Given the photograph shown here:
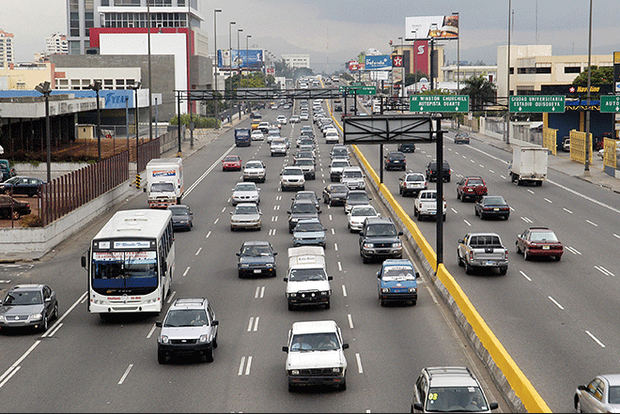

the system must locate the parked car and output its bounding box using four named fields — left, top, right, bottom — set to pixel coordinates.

left=222, top=155, right=242, bottom=171
left=0, top=176, right=45, bottom=197
left=230, top=203, right=262, bottom=231
left=574, top=374, right=620, bottom=414
left=474, top=196, right=510, bottom=220
left=456, top=176, right=488, bottom=201
left=0, top=284, right=58, bottom=332
left=457, top=233, right=508, bottom=275
left=156, top=297, right=218, bottom=364
left=359, top=217, right=403, bottom=263
left=516, top=226, right=563, bottom=261
left=384, top=152, right=407, bottom=171
left=0, top=194, right=31, bottom=219
left=426, top=161, right=451, bottom=182
left=562, top=137, right=570, bottom=152
left=397, top=143, right=416, bottom=153
left=377, top=259, right=418, bottom=306
left=322, top=183, right=349, bottom=206
left=236, top=240, right=277, bottom=278
left=398, top=172, right=427, bottom=197
left=167, top=204, right=193, bottom=231
left=454, top=132, right=471, bottom=144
